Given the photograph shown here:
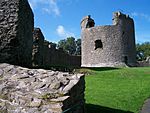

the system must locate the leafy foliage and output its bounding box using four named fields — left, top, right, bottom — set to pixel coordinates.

left=136, top=42, right=150, bottom=60
left=57, top=37, right=81, bottom=55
